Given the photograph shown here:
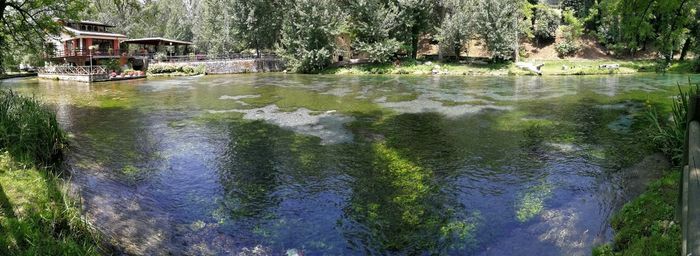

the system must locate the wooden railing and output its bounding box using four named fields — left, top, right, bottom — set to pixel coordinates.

left=683, top=94, right=700, bottom=256
left=52, top=49, right=129, bottom=58
left=37, top=66, right=107, bottom=75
